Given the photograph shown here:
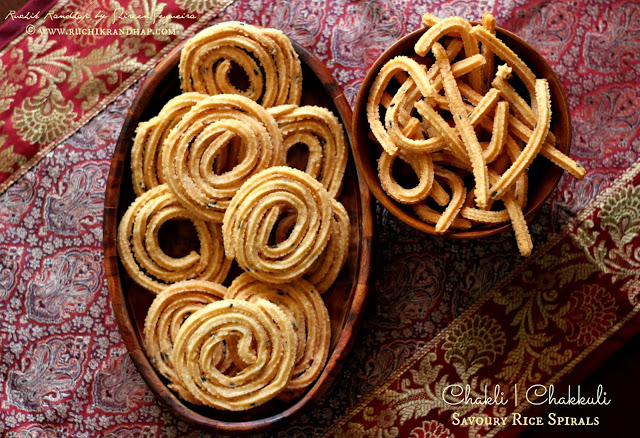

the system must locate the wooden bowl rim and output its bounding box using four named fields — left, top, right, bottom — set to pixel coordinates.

left=103, top=40, right=373, bottom=433
left=351, top=23, right=571, bottom=239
